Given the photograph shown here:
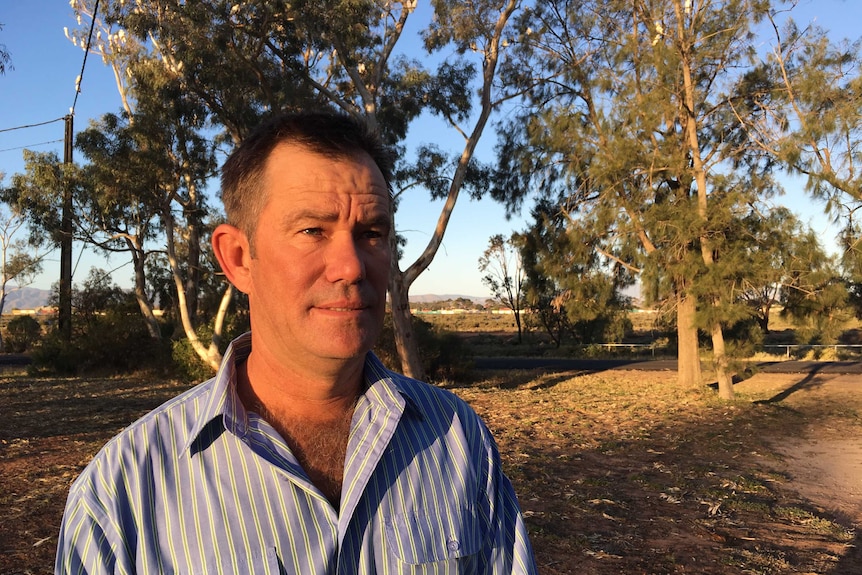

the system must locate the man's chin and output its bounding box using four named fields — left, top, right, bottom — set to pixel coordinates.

left=317, top=335, right=379, bottom=361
